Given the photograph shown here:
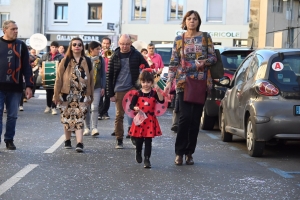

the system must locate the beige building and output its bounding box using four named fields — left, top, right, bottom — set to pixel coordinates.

left=121, top=0, right=251, bottom=47
left=250, top=0, right=300, bottom=48
left=0, top=0, right=42, bottom=40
